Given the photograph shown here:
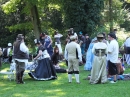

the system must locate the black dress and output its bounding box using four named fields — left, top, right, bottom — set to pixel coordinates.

left=51, top=53, right=67, bottom=73
left=28, top=45, right=57, bottom=80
